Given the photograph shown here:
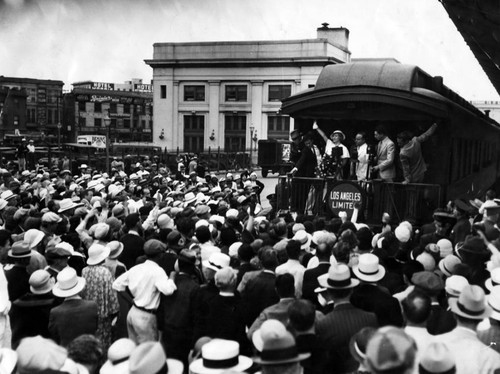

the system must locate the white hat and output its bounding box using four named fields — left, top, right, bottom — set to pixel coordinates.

left=52, top=267, right=86, bottom=298
left=445, top=275, right=469, bottom=297
left=79, top=164, right=88, bottom=169
left=24, top=228, right=45, bottom=249
left=203, top=252, right=230, bottom=272
left=184, top=192, right=197, bottom=206
left=58, top=198, right=83, bottom=213
left=352, top=253, right=386, bottom=283
left=252, top=319, right=288, bottom=352
left=486, top=267, right=500, bottom=291
left=437, top=239, right=453, bottom=258
left=189, top=339, right=252, bottom=374
left=488, top=286, right=500, bottom=321
left=395, top=225, right=411, bottom=243
left=438, top=255, right=461, bottom=277
left=87, top=243, right=110, bottom=266
left=293, top=230, right=312, bottom=250
left=419, top=342, right=455, bottom=374
left=318, top=263, right=360, bottom=289
left=0, top=190, right=16, bottom=201
left=29, top=269, right=55, bottom=295
left=100, top=338, right=136, bottom=374
left=226, top=209, right=239, bottom=219
left=0, top=199, right=8, bottom=211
